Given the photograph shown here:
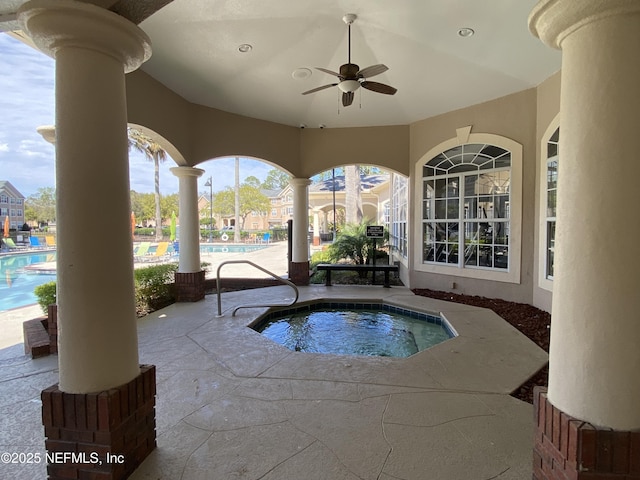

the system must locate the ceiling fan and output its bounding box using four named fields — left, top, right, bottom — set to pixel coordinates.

left=302, top=13, right=397, bottom=107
